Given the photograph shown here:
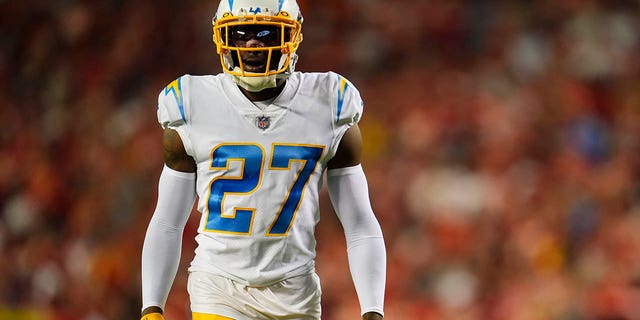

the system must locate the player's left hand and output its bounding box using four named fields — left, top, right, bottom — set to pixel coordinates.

left=362, top=312, right=383, bottom=320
